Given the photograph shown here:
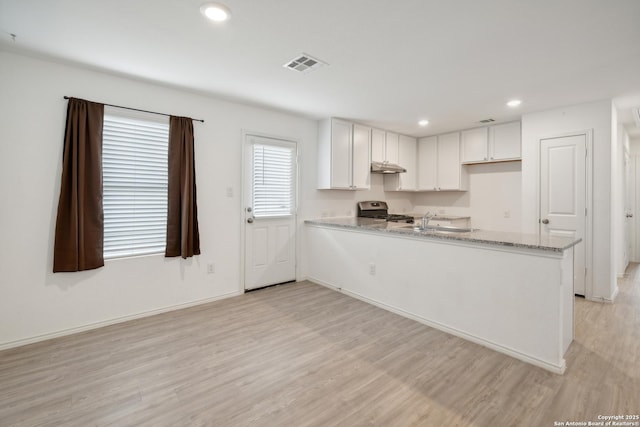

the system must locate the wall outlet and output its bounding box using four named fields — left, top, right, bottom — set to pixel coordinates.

left=503, top=209, right=511, bottom=218
left=369, top=263, right=376, bottom=275
left=226, top=187, right=233, bottom=197
left=207, top=263, right=215, bottom=274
